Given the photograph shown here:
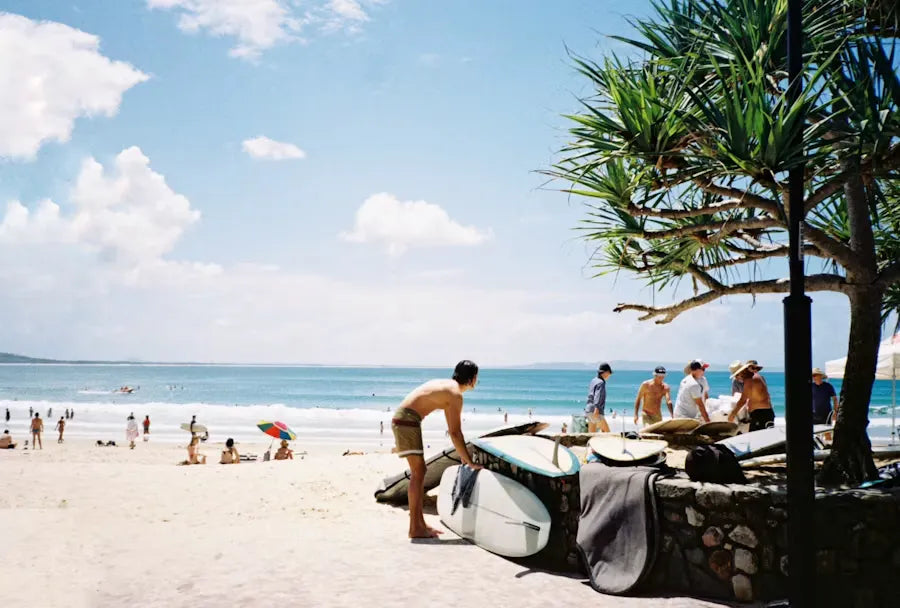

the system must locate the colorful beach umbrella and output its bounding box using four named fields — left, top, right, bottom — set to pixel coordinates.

left=257, top=420, right=296, bottom=441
